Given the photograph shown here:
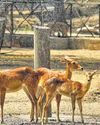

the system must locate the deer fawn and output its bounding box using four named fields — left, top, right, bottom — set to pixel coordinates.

left=41, top=70, right=97, bottom=124
left=0, top=66, right=41, bottom=123
left=35, top=56, right=83, bottom=121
